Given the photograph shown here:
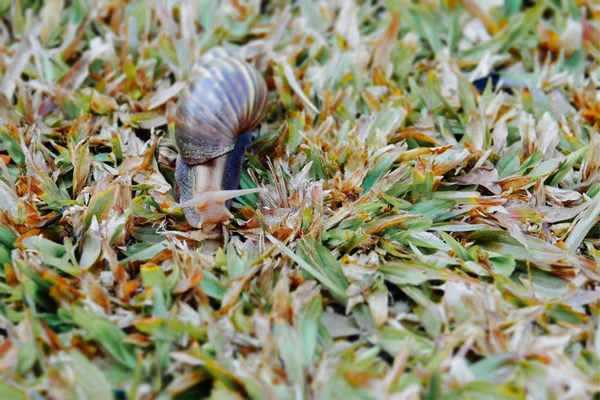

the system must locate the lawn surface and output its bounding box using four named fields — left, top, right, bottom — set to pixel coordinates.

left=0, top=1, right=599, bottom=399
